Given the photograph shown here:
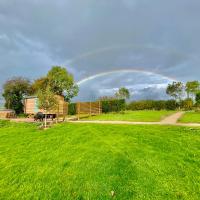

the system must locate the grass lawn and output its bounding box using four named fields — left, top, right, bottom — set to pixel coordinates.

left=0, top=120, right=200, bottom=199
left=179, top=112, right=200, bottom=124
left=85, top=110, right=176, bottom=122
